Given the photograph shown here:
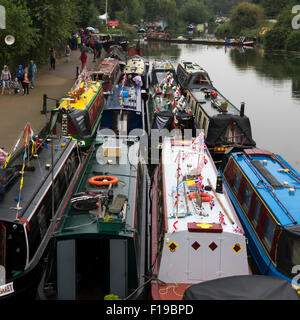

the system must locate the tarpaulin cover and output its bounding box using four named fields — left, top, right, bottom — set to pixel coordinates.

left=67, top=109, right=91, bottom=137
left=183, top=275, right=299, bottom=300
left=205, top=114, right=256, bottom=147
left=152, top=111, right=174, bottom=130
left=177, top=112, right=194, bottom=130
